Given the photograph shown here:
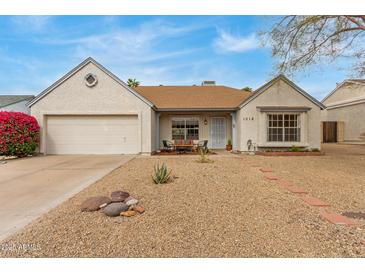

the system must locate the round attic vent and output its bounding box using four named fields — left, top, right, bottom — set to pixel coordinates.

left=85, top=73, right=98, bottom=87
